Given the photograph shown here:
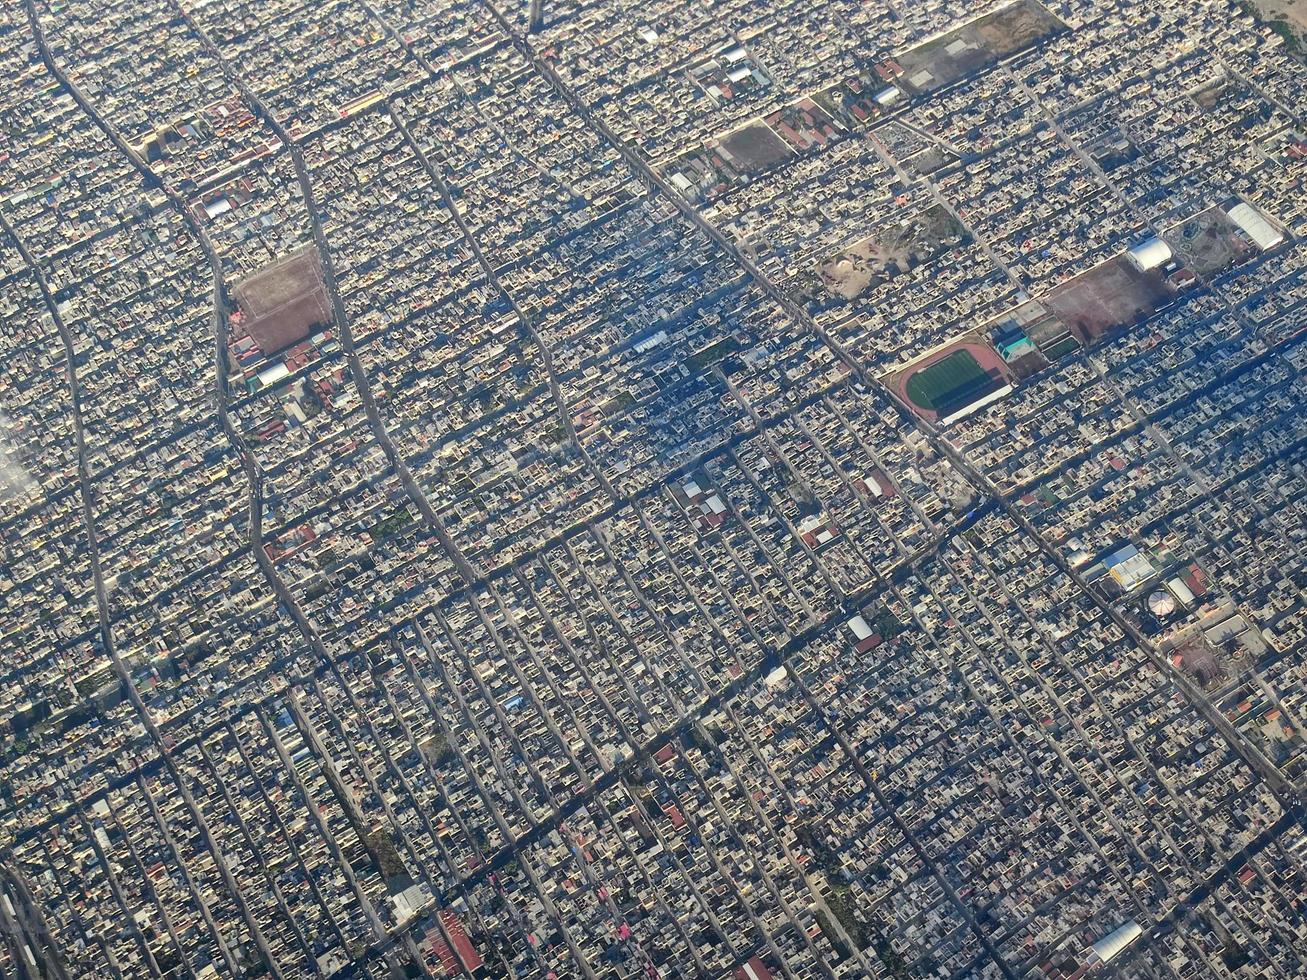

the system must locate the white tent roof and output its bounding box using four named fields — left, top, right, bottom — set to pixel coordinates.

left=1167, top=577, right=1196, bottom=605
left=1089, top=920, right=1142, bottom=964
left=1226, top=202, right=1284, bottom=250
left=257, top=362, right=290, bottom=386
left=861, top=472, right=886, bottom=496
left=848, top=615, right=873, bottom=640
left=1127, top=236, right=1172, bottom=271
